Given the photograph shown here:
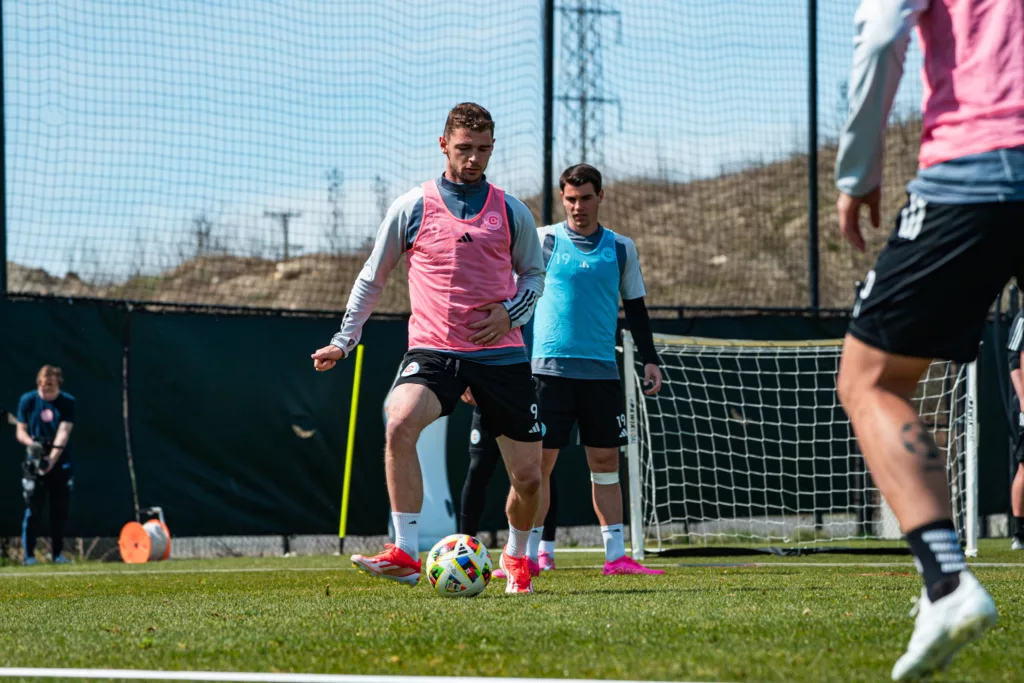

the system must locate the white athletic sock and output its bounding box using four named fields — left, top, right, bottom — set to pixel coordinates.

left=527, top=527, right=543, bottom=562
left=601, top=524, right=626, bottom=563
left=391, top=512, right=420, bottom=559
left=539, top=540, right=556, bottom=556
left=506, top=524, right=532, bottom=558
